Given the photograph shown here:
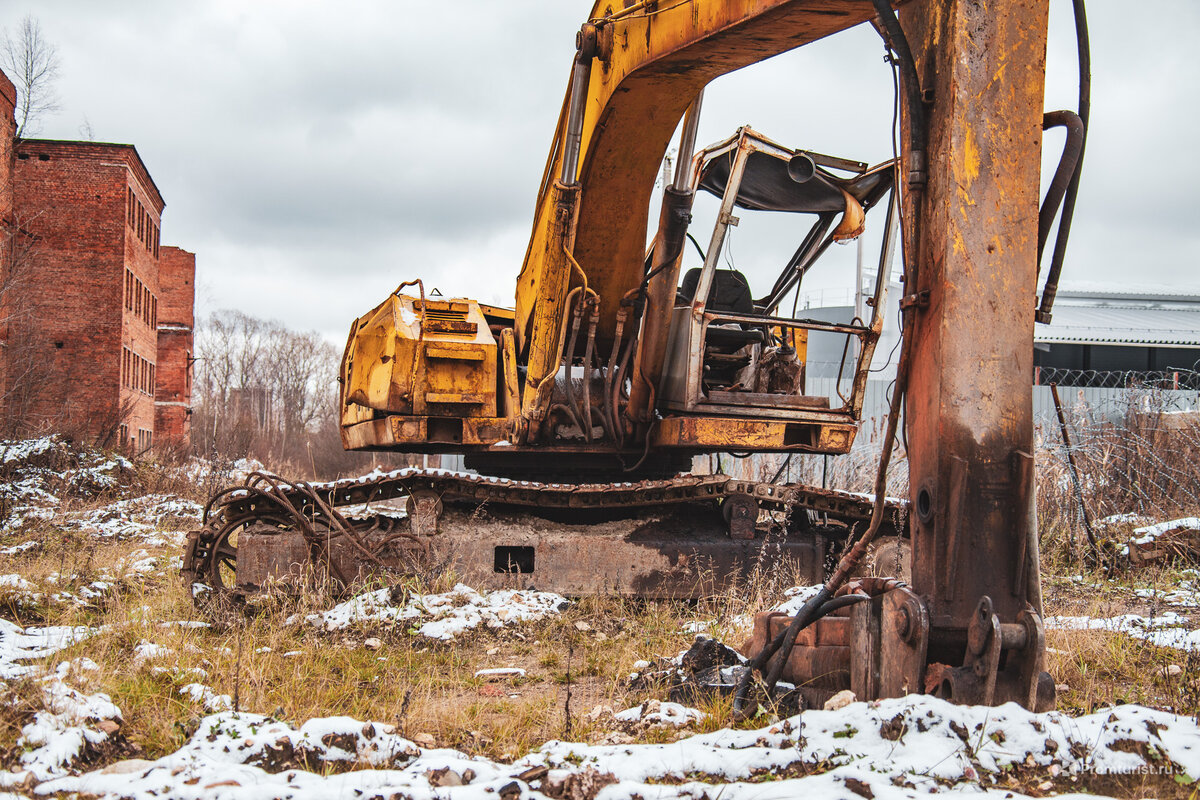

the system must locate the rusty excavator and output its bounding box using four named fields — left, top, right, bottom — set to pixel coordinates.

left=185, top=0, right=1090, bottom=712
